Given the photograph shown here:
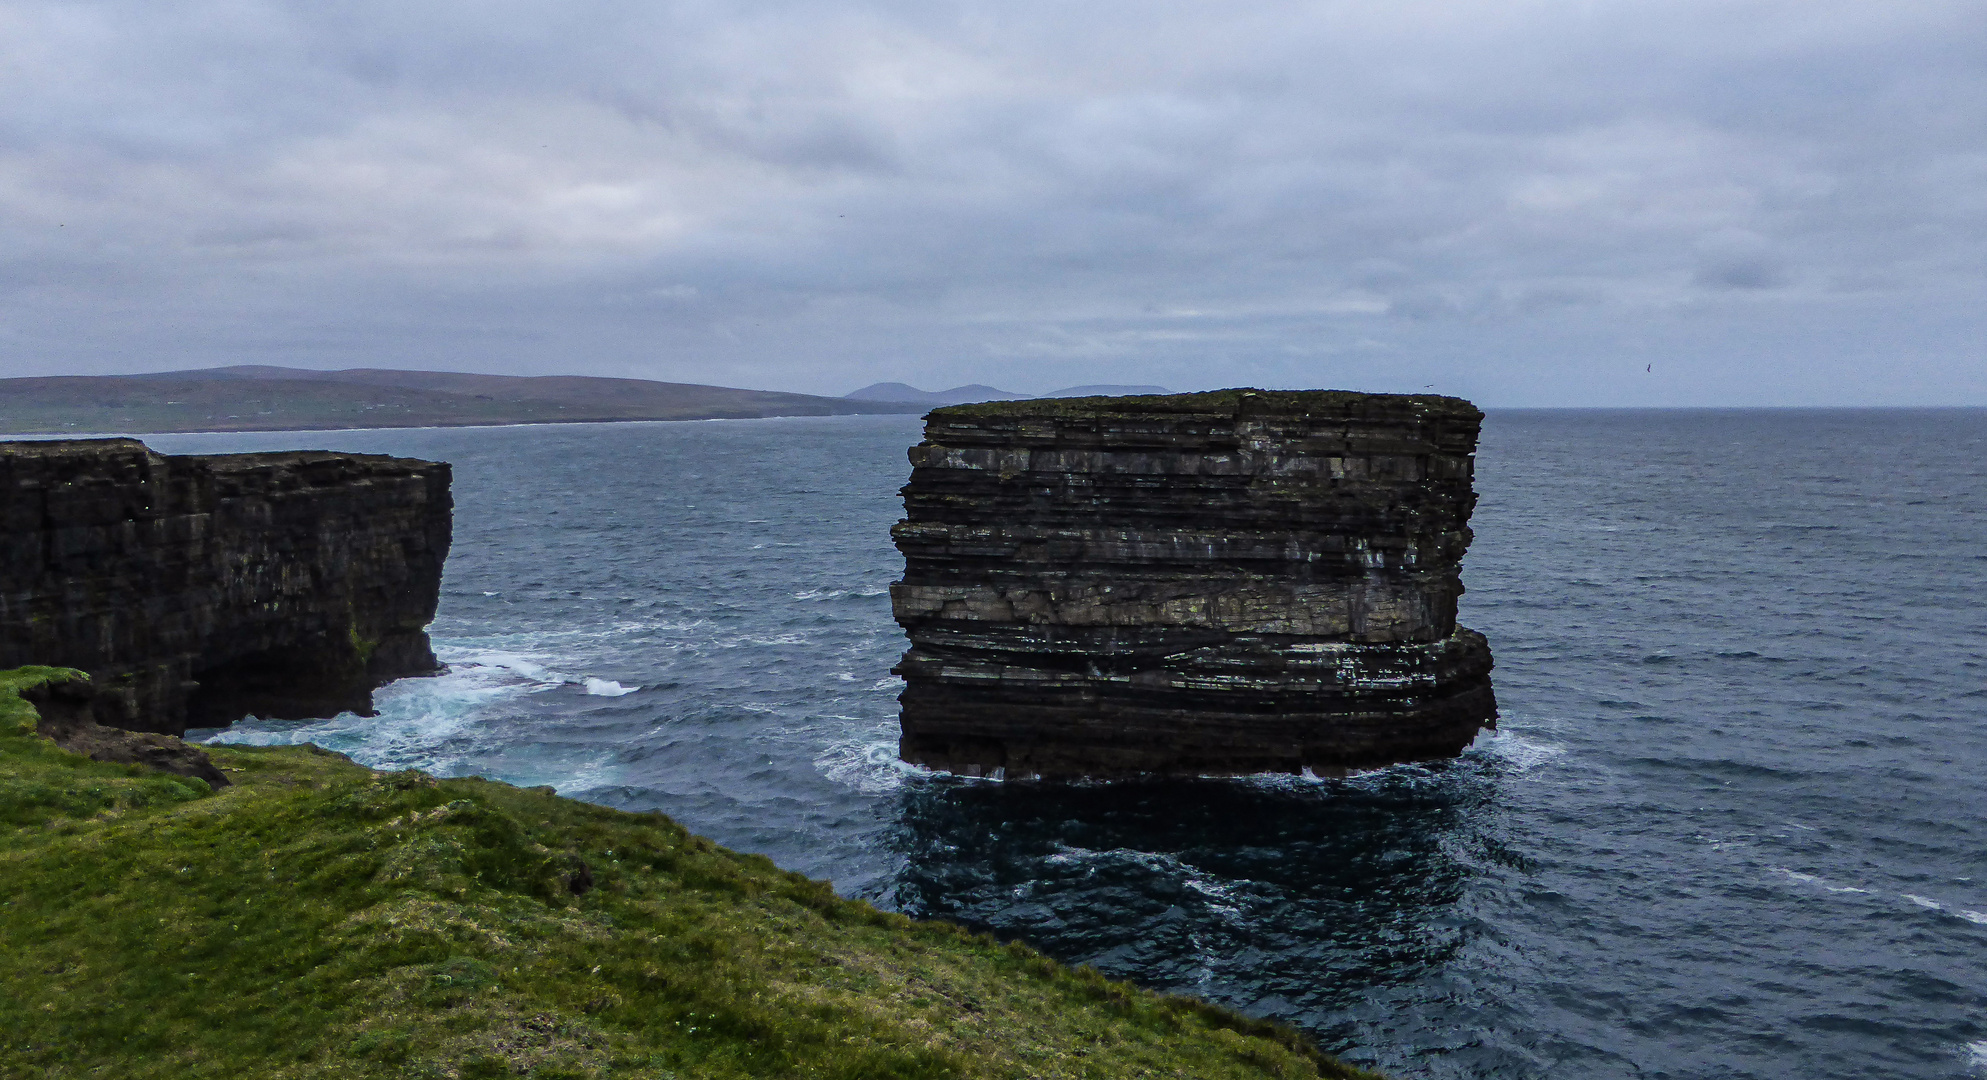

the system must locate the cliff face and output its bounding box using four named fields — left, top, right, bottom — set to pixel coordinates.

left=0, top=439, right=451, bottom=735
left=890, top=389, right=1496, bottom=778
